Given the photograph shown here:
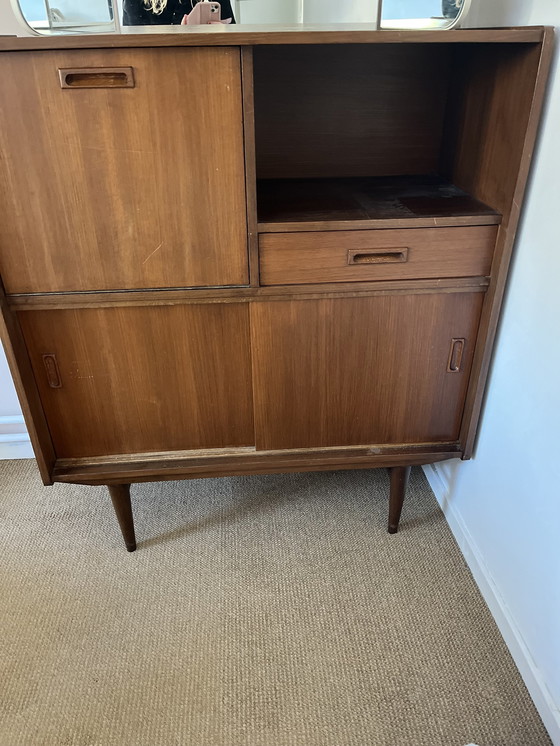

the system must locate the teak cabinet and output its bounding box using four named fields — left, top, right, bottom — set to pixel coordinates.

left=0, top=26, right=553, bottom=551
